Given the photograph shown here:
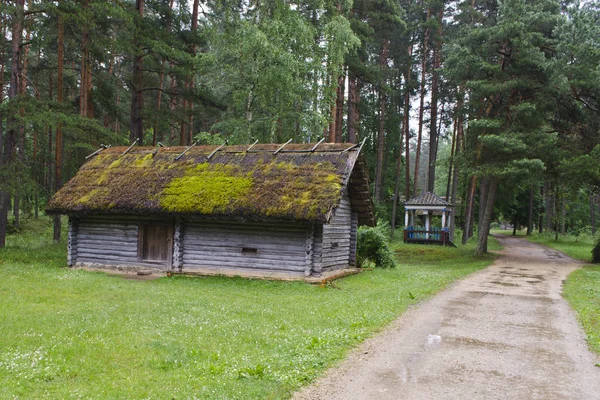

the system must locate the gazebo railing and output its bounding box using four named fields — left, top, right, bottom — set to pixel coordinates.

left=403, top=227, right=450, bottom=245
